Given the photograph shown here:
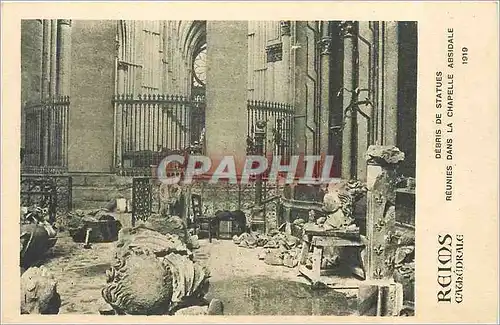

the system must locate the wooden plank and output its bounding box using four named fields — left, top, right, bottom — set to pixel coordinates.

left=280, top=198, right=324, bottom=211
left=303, top=224, right=360, bottom=237
left=312, top=237, right=365, bottom=247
